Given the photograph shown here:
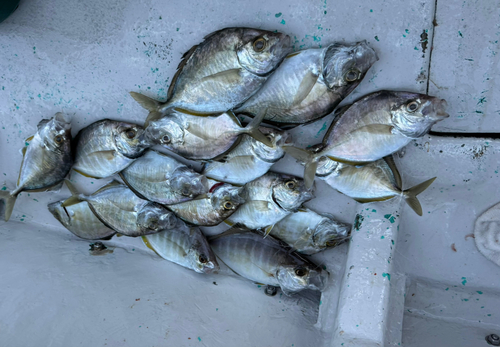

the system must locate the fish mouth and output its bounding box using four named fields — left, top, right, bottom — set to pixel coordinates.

left=426, top=98, right=449, bottom=120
